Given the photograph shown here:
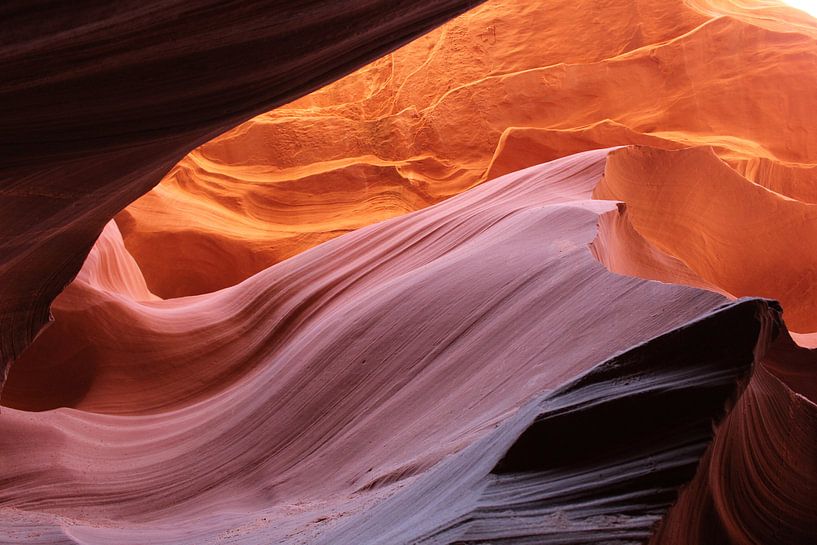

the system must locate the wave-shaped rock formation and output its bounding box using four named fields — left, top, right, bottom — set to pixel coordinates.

left=3, top=148, right=810, bottom=545
left=2, top=1, right=816, bottom=544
